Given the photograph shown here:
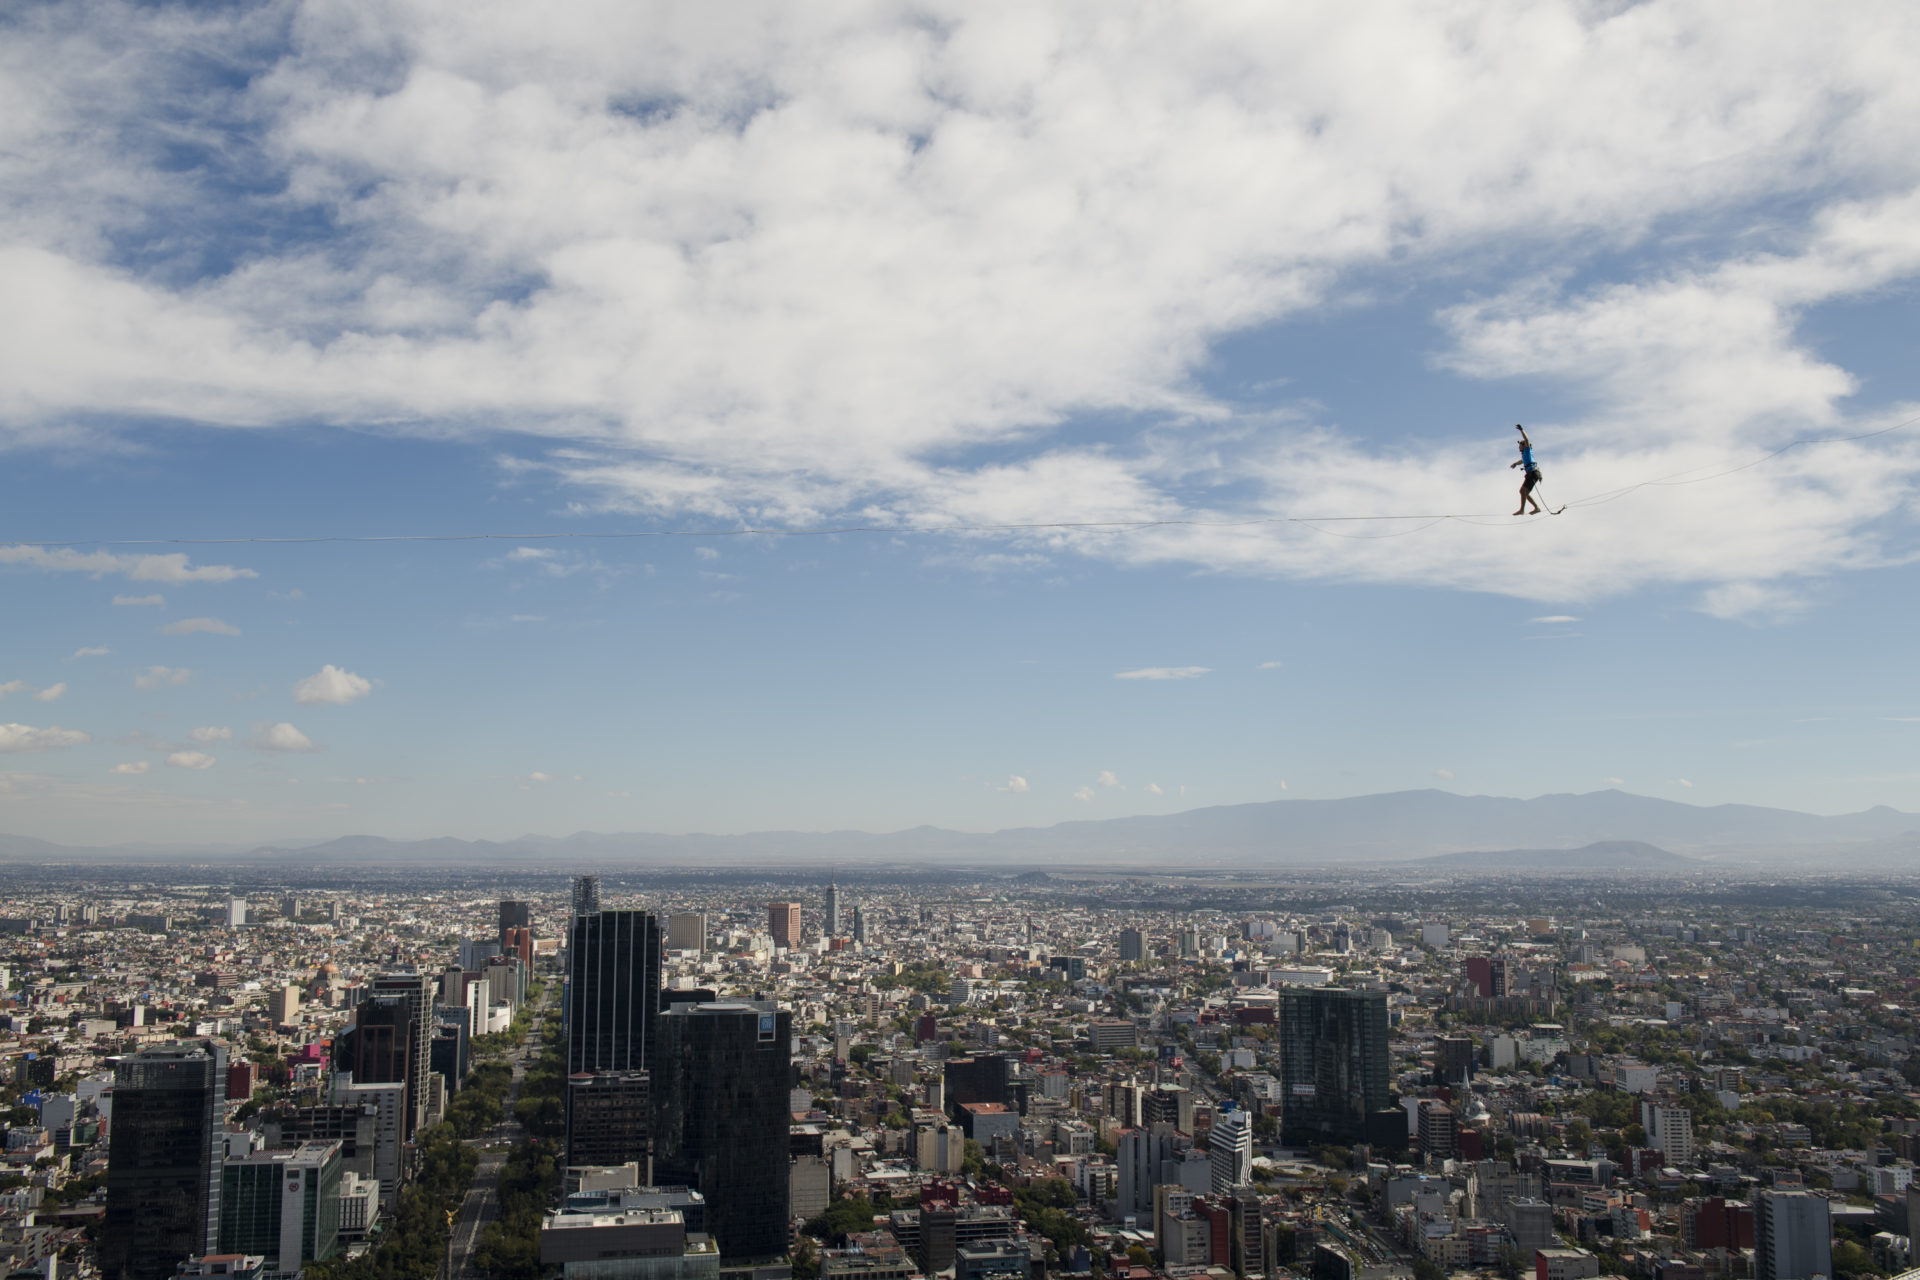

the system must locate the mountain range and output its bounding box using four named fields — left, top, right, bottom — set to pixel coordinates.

left=2, top=788, right=1917, bottom=872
